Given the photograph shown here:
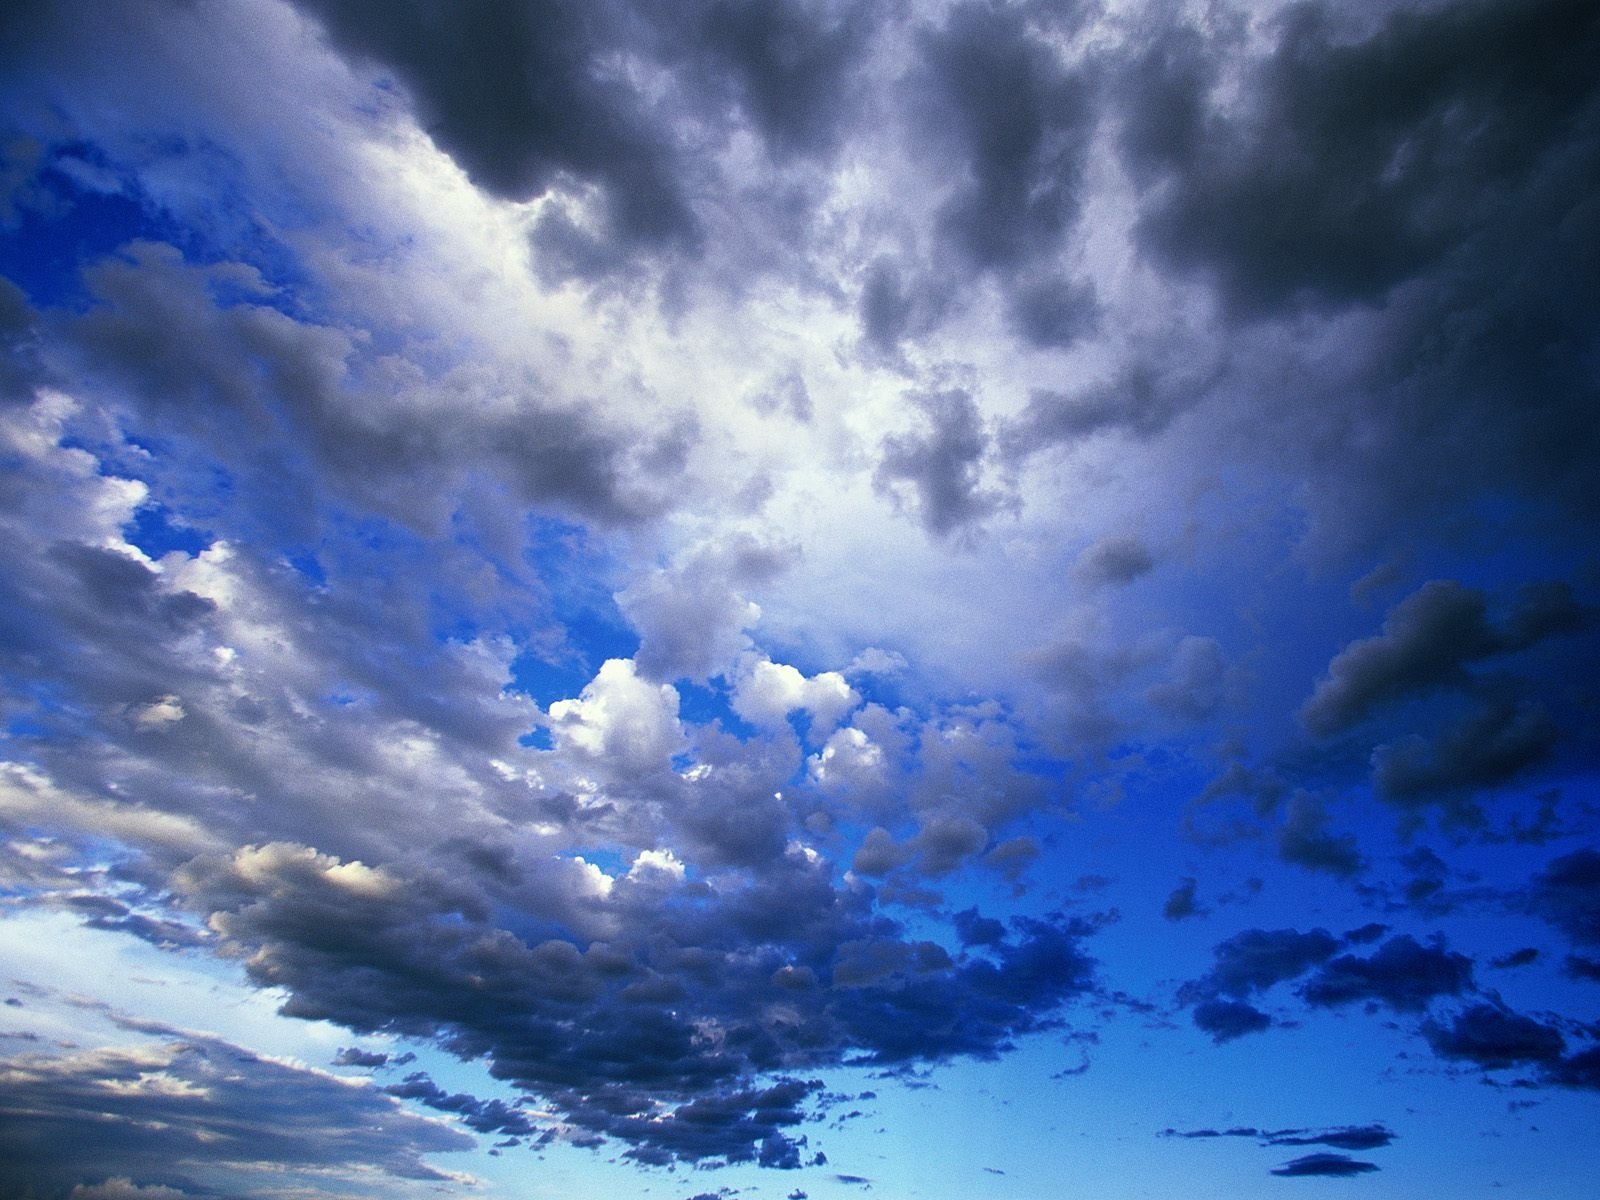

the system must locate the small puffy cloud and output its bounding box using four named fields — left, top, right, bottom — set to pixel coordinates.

left=732, top=655, right=859, bottom=739
left=616, top=537, right=795, bottom=683
left=1147, top=636, right=1227, bottom=722
left=1183, top=927, right=1341, bottom=1001
left=1277, top=793, right=1363, bottom=878
left=1192, top=999, right=1271, bottom=1043
left=1072, top=535, right=1154, bottom=588
left=548, top=658, right=685, bottom=773
left=334, top=1046, right=391, bottom=1068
